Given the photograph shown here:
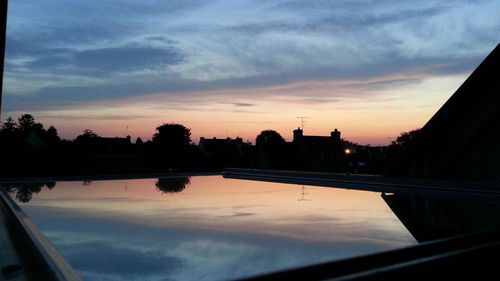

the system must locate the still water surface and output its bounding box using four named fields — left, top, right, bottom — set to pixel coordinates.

left=7, top=176, right=417, bottom=281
